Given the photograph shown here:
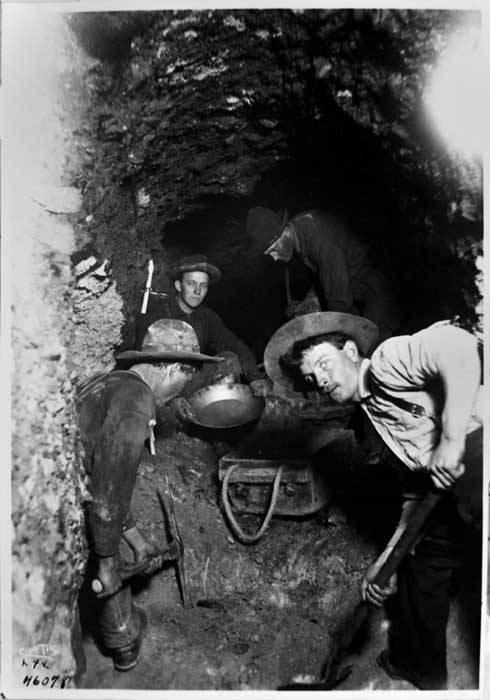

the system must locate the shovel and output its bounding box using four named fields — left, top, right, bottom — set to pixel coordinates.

left=279, top=489, right=443, bottom=690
